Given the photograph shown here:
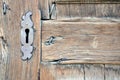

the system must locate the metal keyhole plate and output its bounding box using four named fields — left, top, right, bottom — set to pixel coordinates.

left=21, top=11, right=34, bottom=61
